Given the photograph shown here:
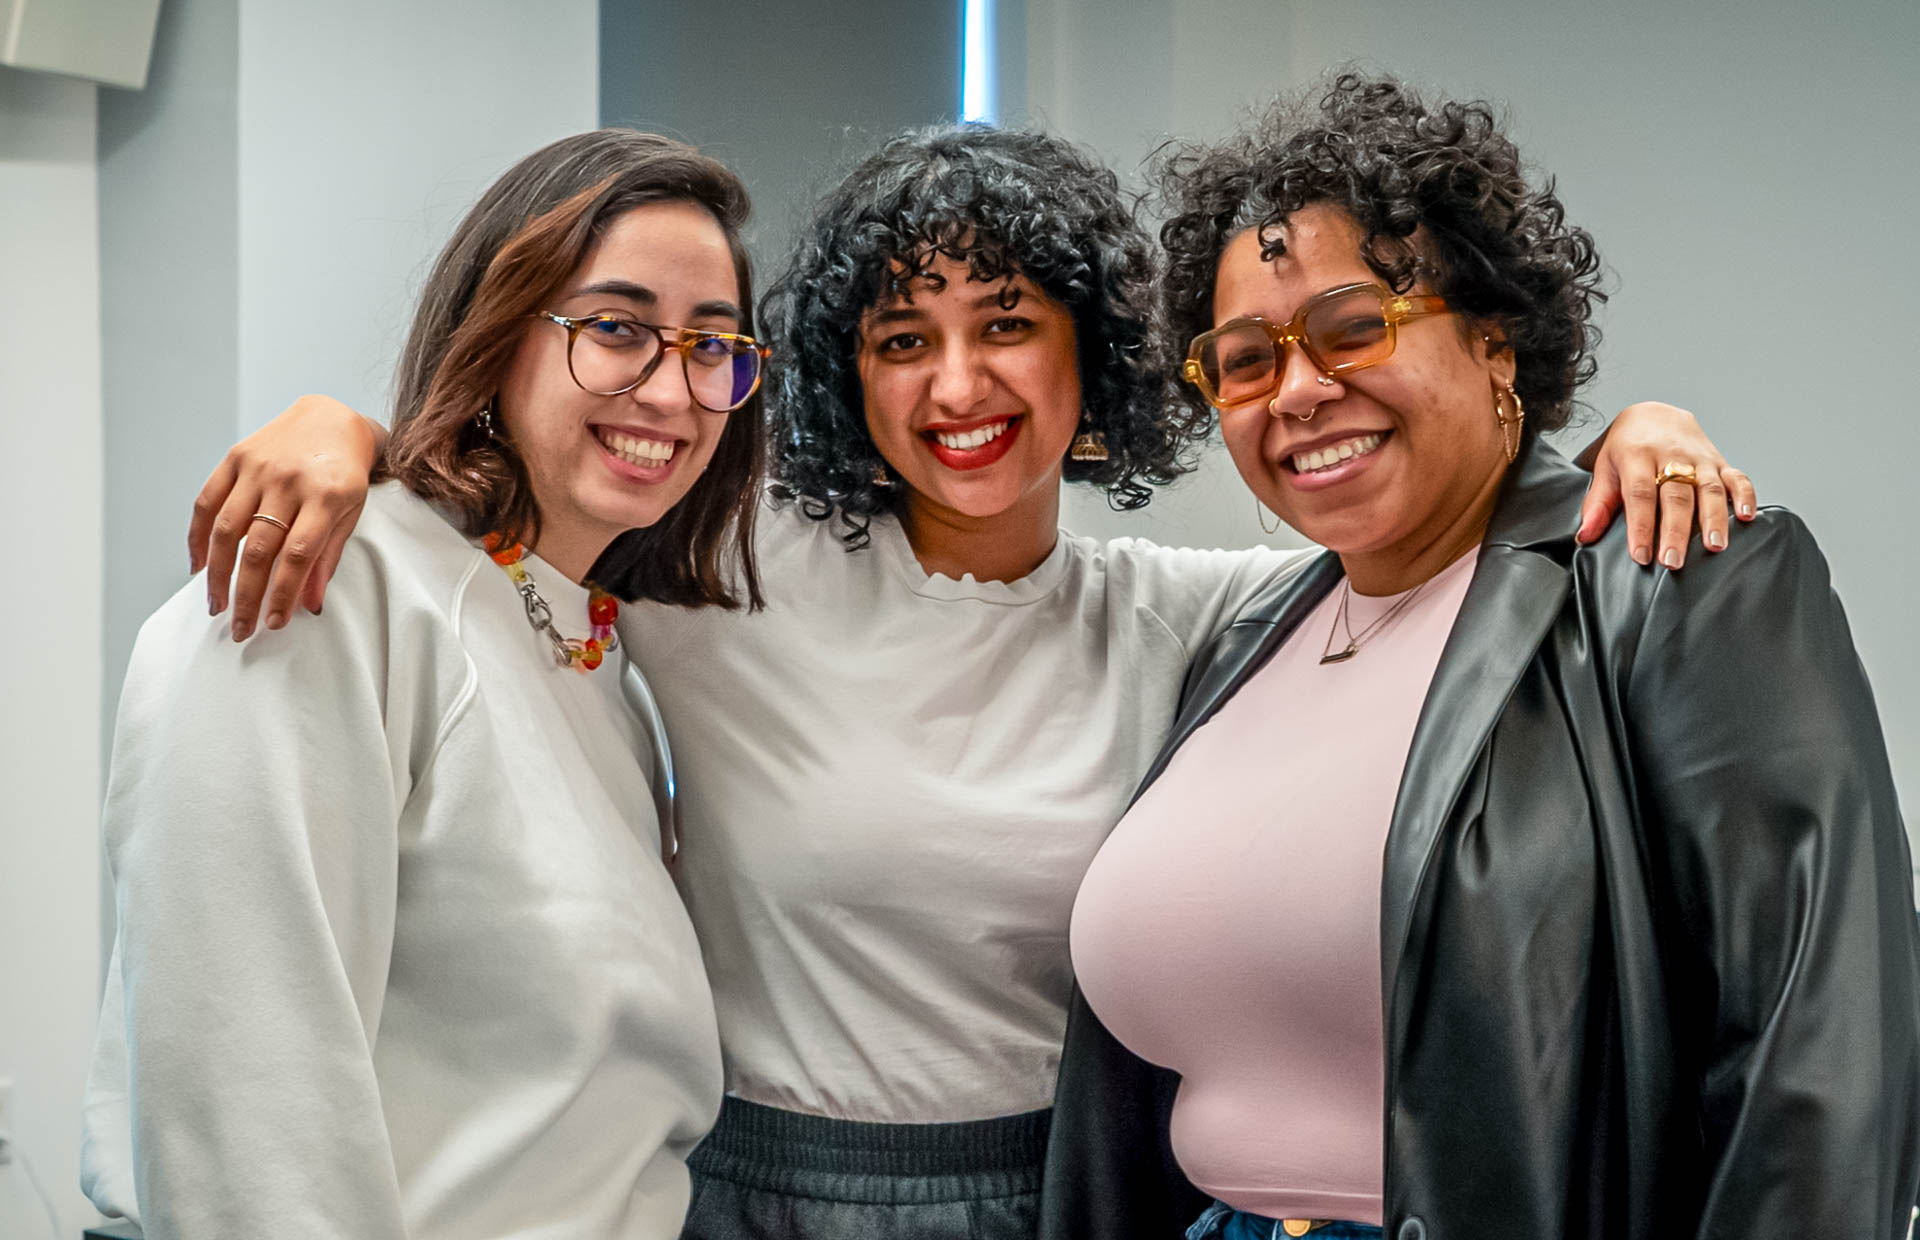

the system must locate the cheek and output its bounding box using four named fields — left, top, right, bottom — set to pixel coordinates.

left=1218, top=410, right=1268, bottom=476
